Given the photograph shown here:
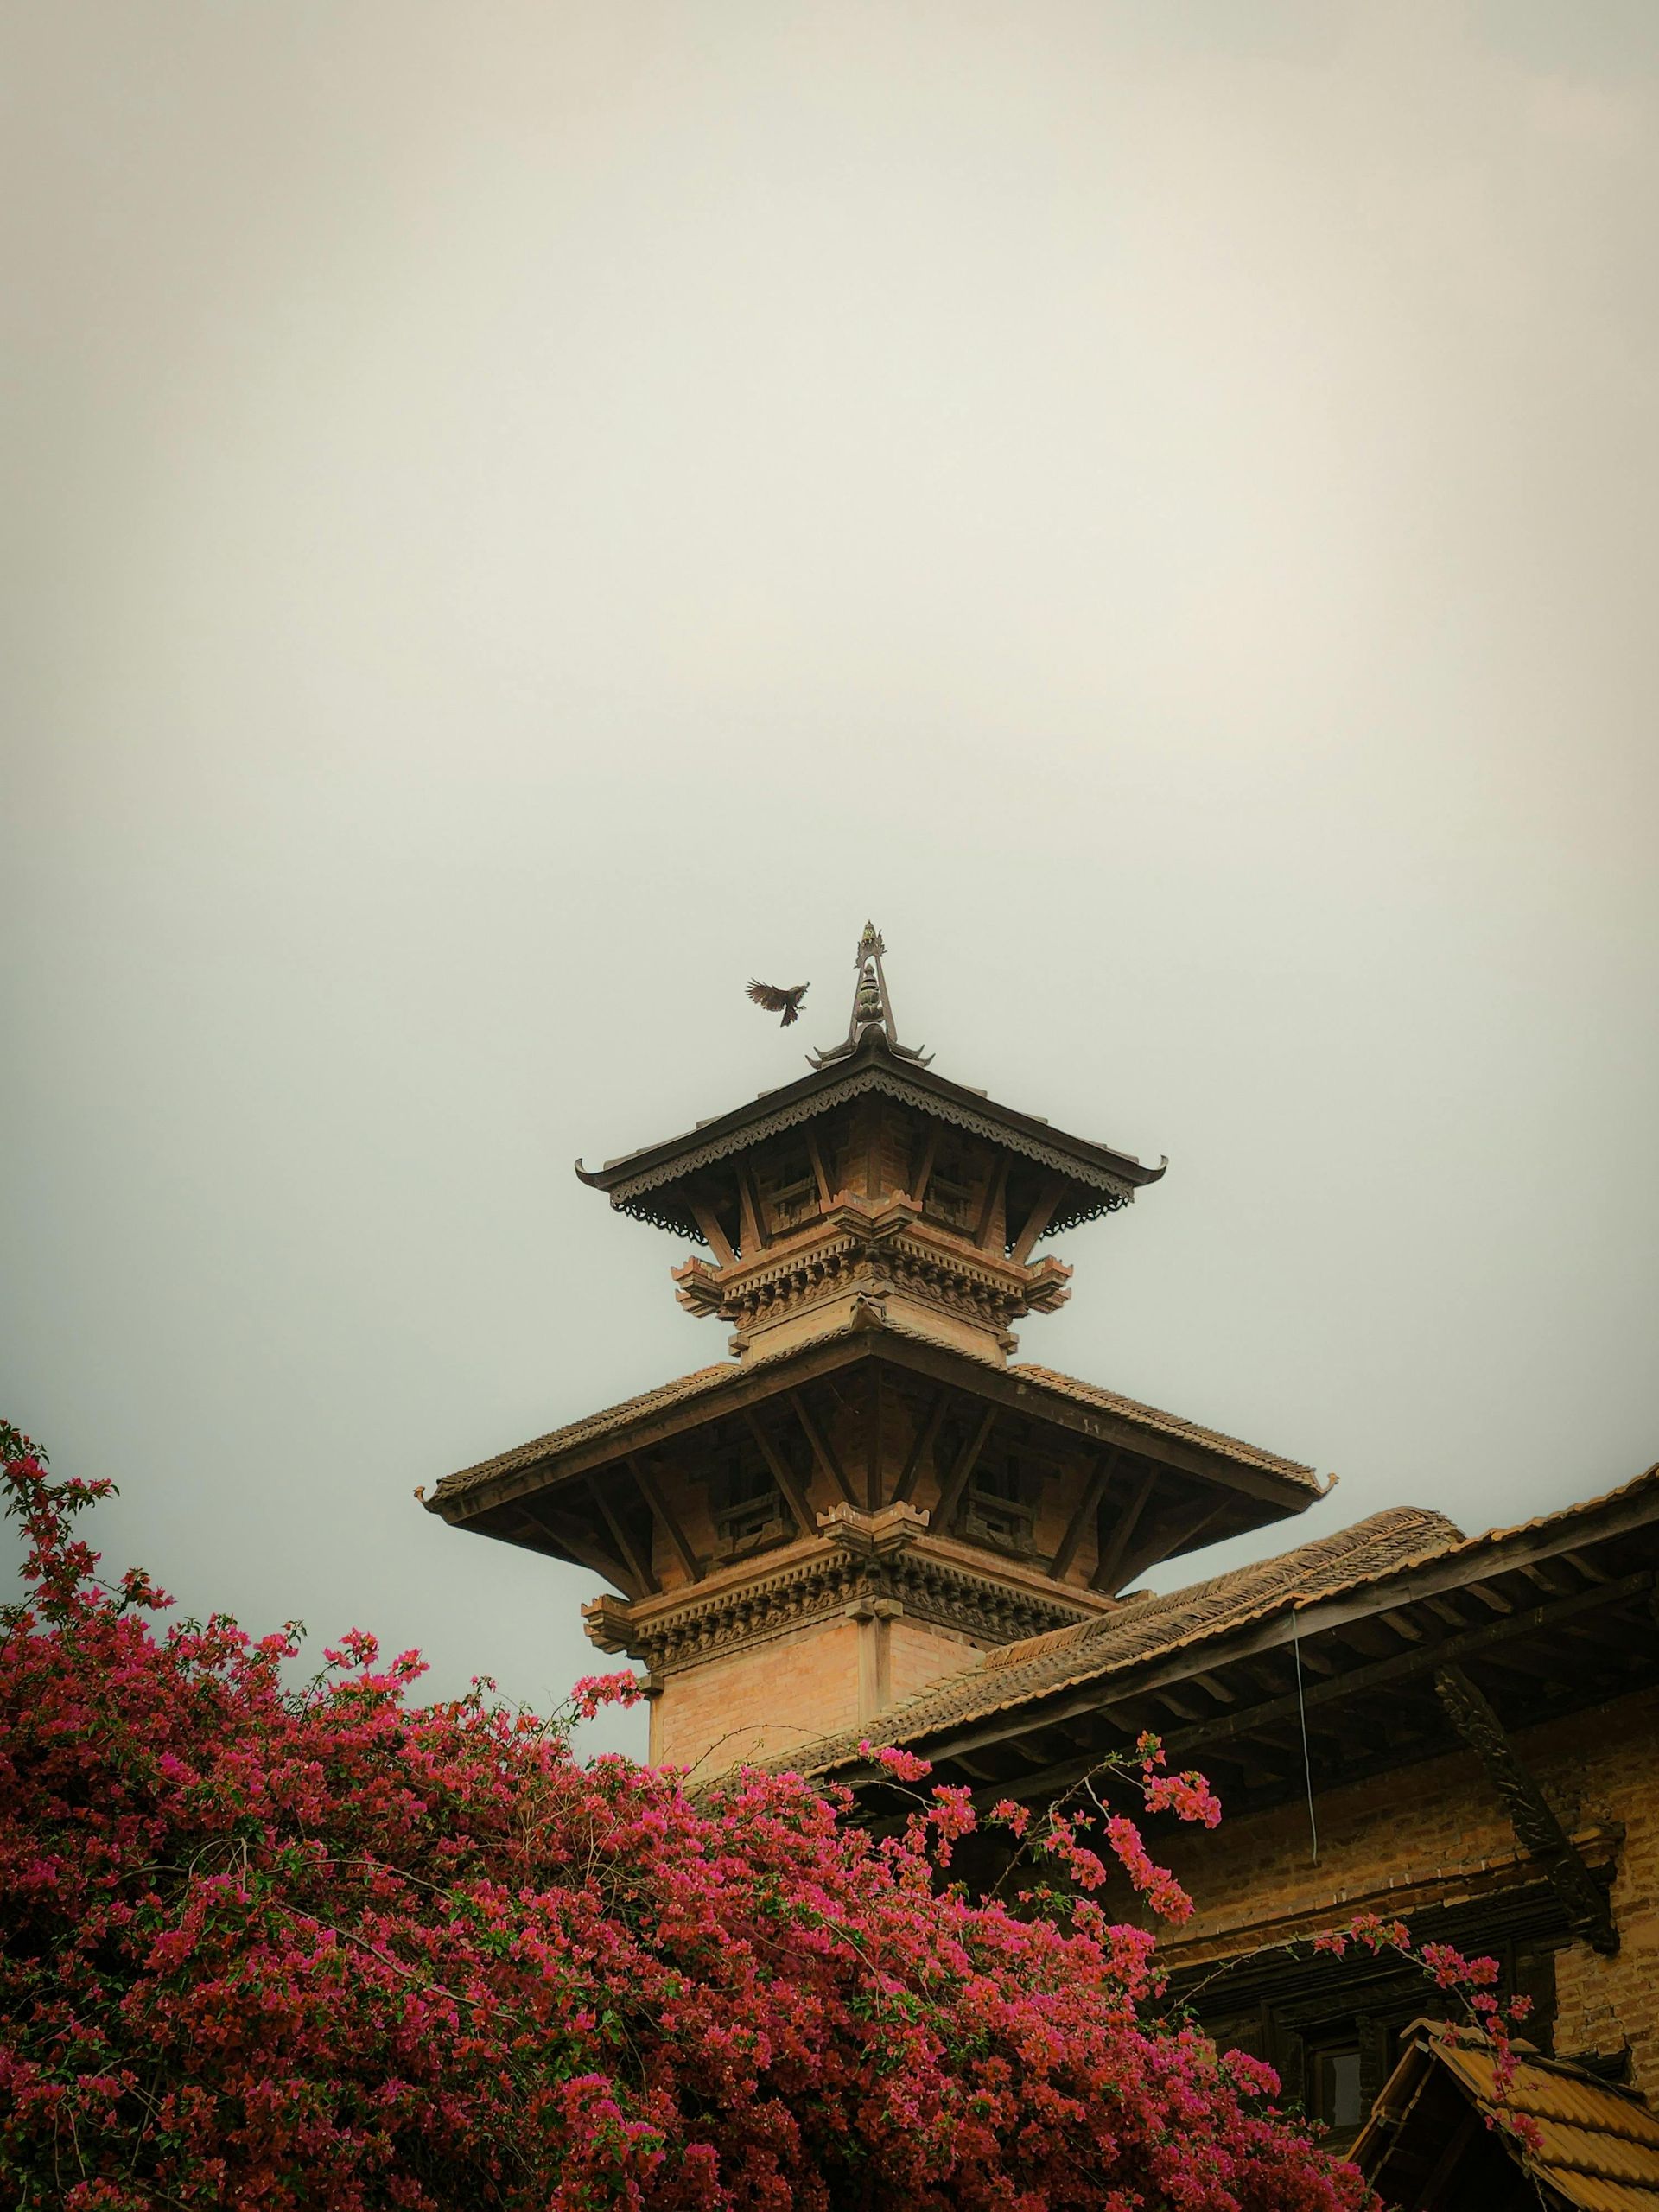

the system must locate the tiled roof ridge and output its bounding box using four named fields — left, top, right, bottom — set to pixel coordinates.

left=1008, top=1363, right=1319, bottom=1484
left=784, top=1504, right=1463, bottom=1776
left=784, top=1461, right=1659, bottom=1779
left=1431, top=1459, right=1659, bottom=1567
left=980, top=1504, right=1453, bottom=1676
